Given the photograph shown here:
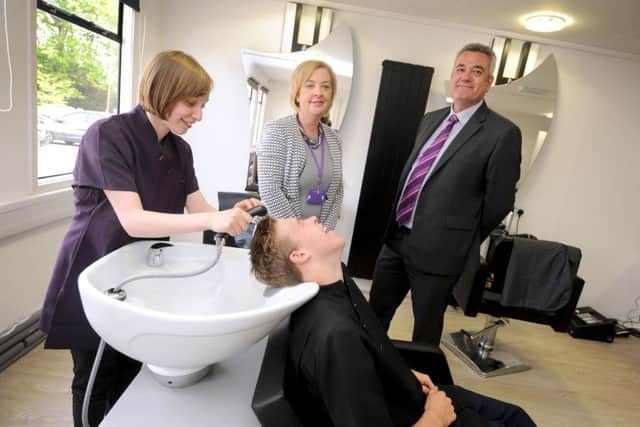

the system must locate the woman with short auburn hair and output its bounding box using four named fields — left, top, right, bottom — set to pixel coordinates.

left=39, top=50, right=260, bottom=426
